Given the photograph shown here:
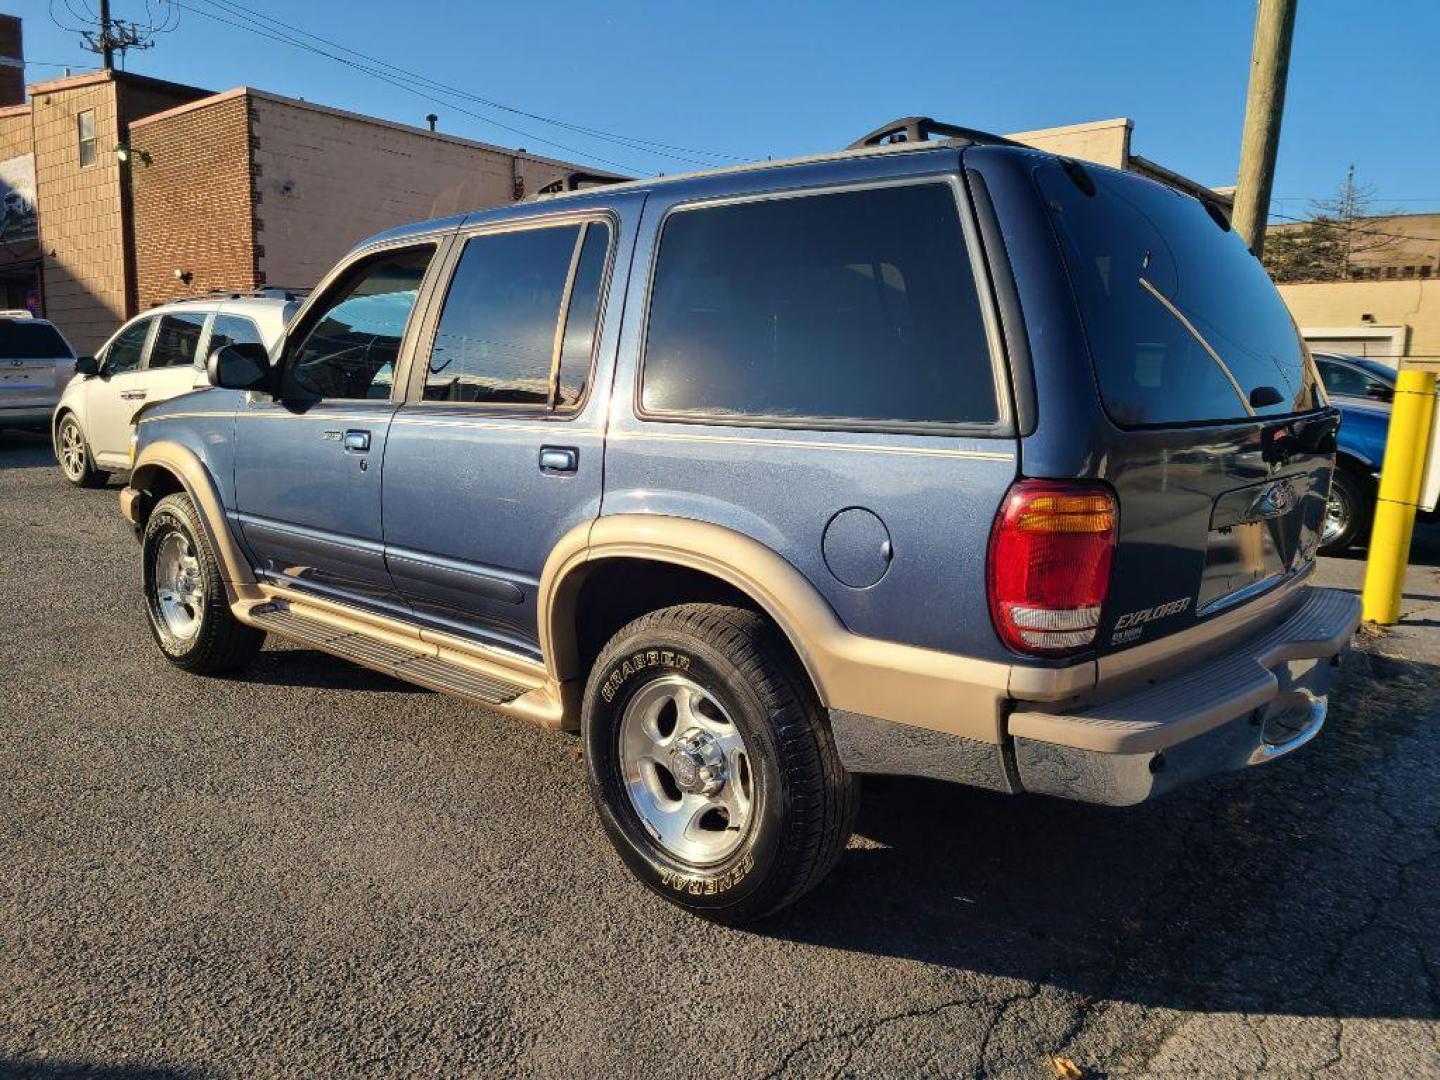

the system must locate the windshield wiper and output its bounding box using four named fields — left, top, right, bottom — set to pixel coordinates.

left=1137, top=276, right=1255, bottom=417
